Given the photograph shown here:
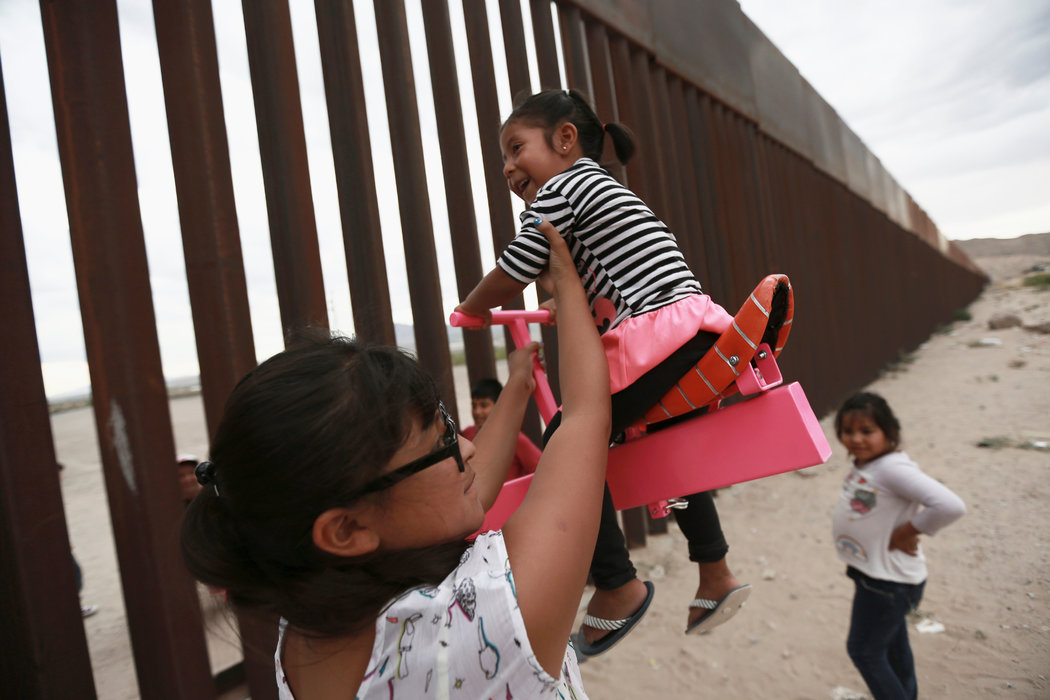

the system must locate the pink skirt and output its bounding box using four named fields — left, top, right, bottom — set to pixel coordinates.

left=603, top=294, right=732, bottom=394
